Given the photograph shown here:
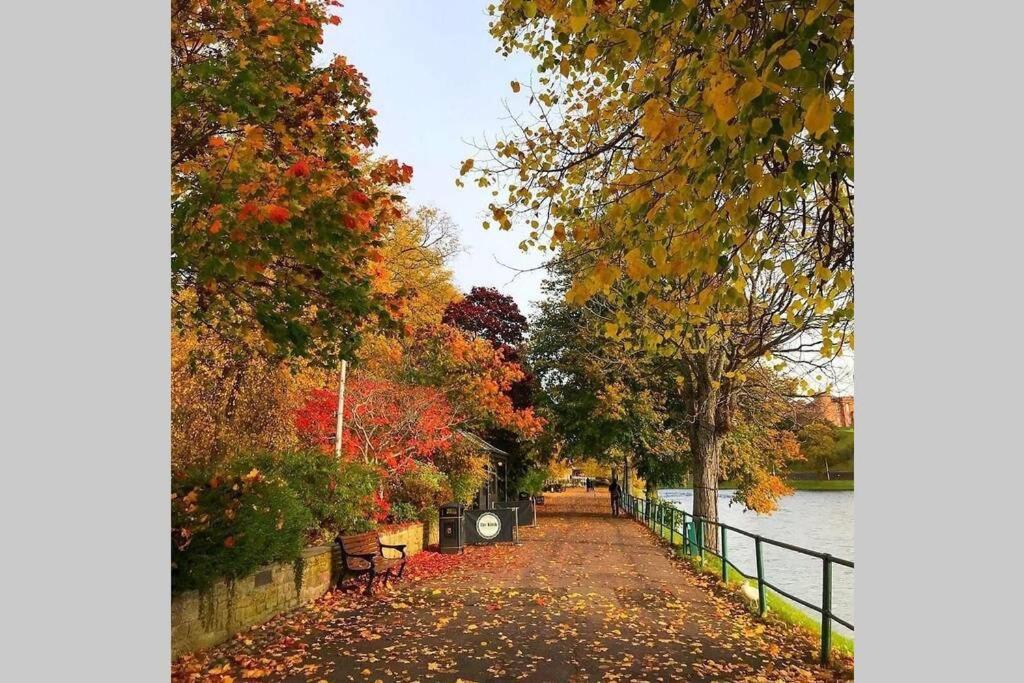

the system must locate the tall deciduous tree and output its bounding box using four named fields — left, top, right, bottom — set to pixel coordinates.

left=172, top=0, right=412, bottom=363
left=443, top=287, right=529, bottom=348
left=468, top=0, right=853, bottom=529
